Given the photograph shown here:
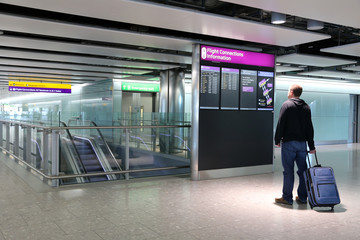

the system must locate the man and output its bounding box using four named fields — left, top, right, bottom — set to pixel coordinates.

left=275, top=84, right=316, bottom=205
